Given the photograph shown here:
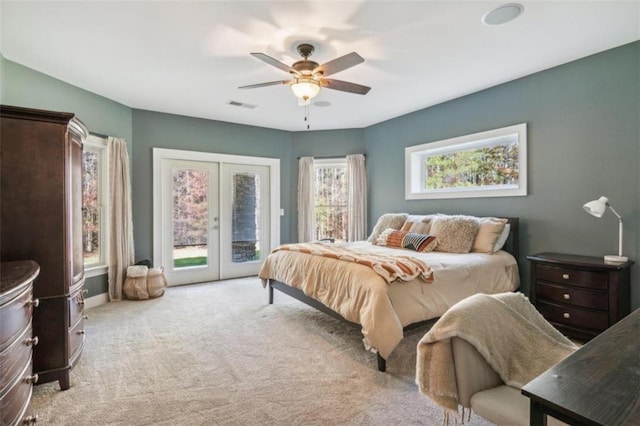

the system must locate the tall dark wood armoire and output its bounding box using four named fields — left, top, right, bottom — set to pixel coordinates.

left=0, top=105, right=87, bottom=390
